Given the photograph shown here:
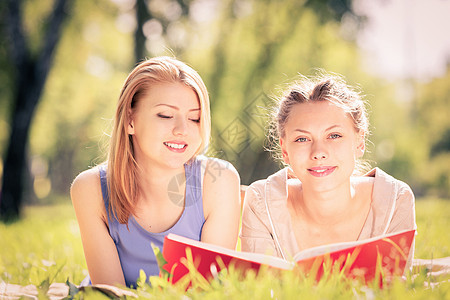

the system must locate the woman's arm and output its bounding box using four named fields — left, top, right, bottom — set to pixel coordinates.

left=387, top=182, right=416, bottom=234
left=240, top=184, right=278, bottom=255
left=201, top=158, right=241, bottom=249
left=386, top=181, right=417, bottom=270
left=70, top=168, right=126, bottom=286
